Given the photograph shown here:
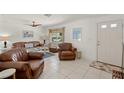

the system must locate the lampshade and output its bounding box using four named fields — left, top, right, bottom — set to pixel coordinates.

left=39, top=35, right=49, bottom=45
left=0, top=35, right=10, bottom=41
left=0, top=35, right=10, bottom=48
left=40, top=35, right=49, bottom=40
